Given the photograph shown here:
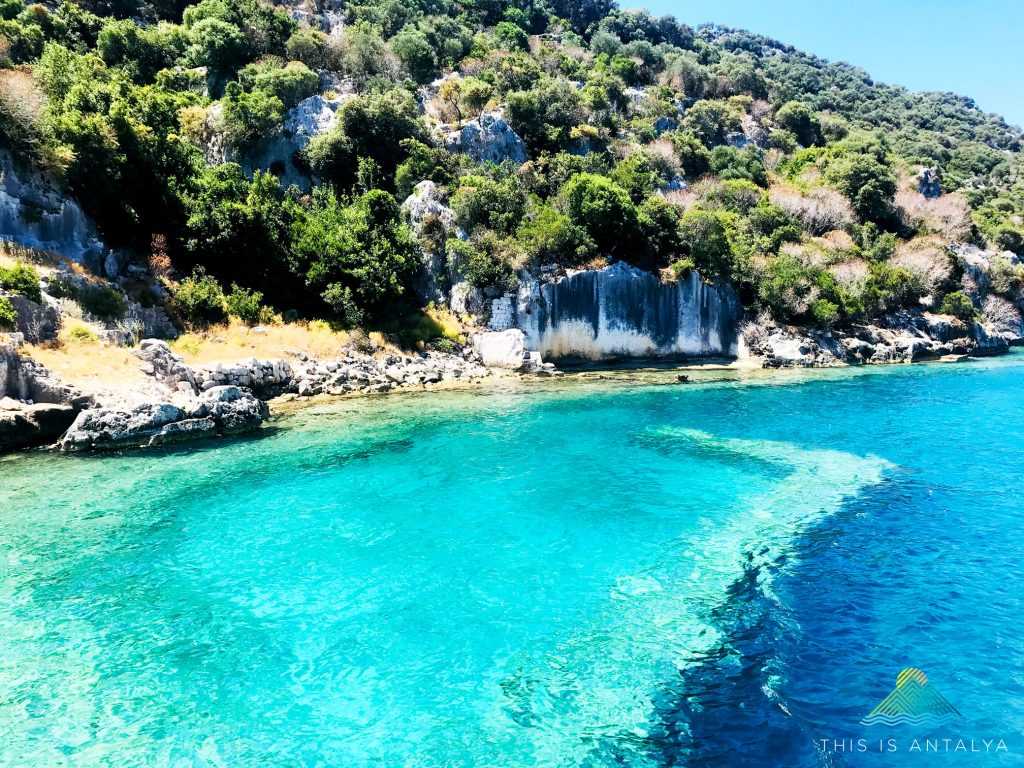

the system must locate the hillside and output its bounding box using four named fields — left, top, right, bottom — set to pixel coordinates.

left=0, top=0, right=1023, bottom=352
